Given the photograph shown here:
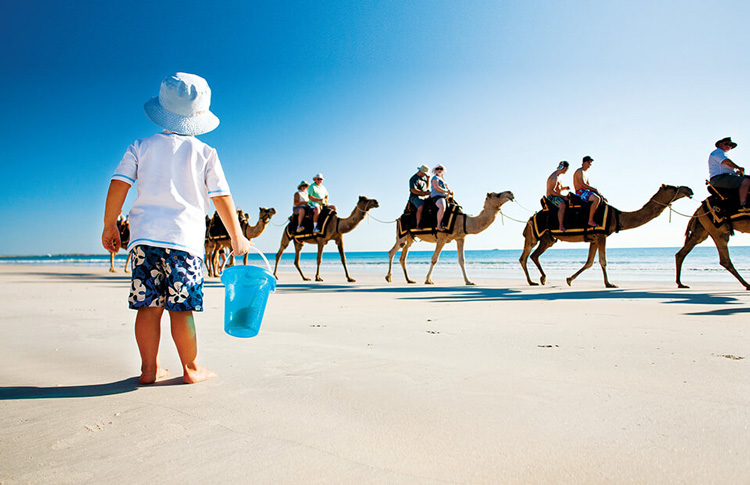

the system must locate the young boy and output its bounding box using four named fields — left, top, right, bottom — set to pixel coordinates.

left=102, top=73, right=251, bottom=384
